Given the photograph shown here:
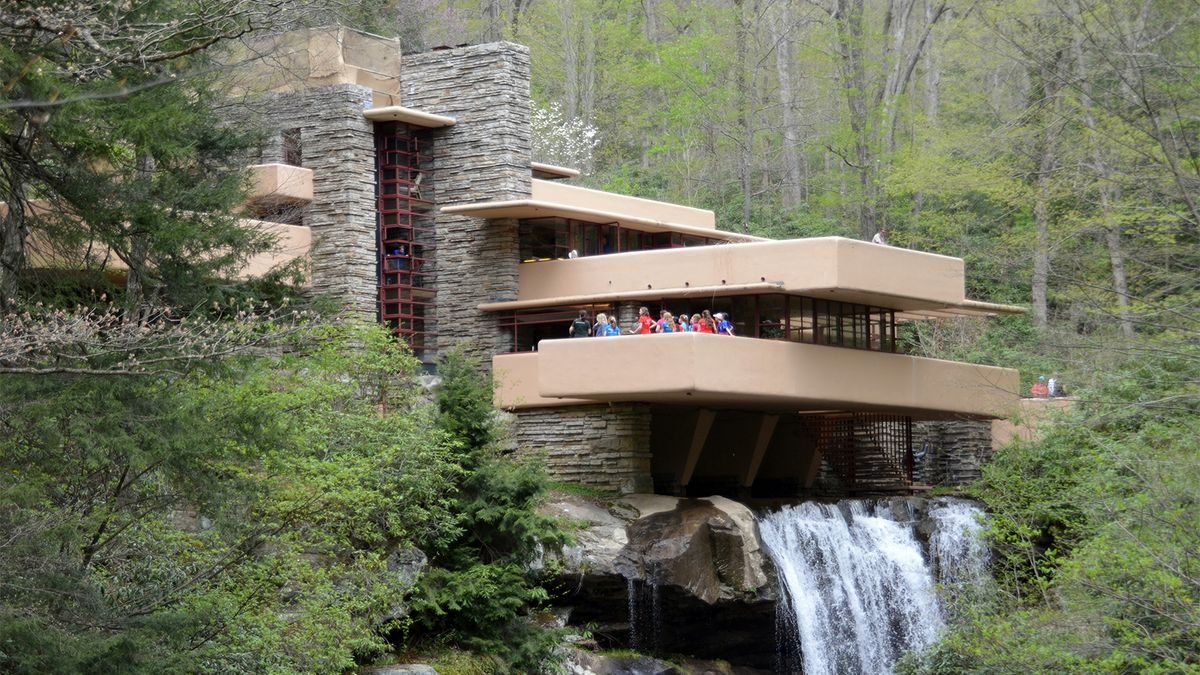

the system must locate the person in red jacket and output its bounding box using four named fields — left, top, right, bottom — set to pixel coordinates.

left=1030, top=375, right=1049, bottom=397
